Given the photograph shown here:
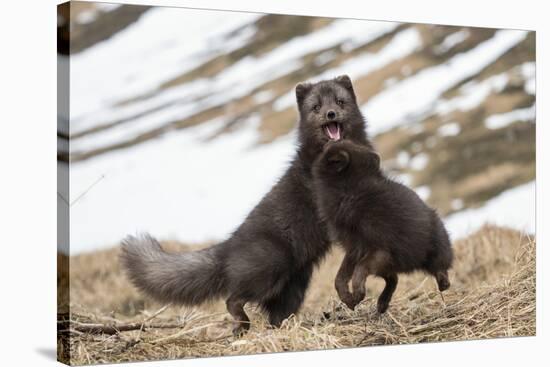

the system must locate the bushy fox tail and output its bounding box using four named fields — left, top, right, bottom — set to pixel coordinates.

left=120, top=233, right=225, bottom=305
